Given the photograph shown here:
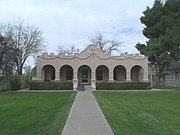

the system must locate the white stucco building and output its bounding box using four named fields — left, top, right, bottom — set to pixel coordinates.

left=37, top=44, right=149, bottom=90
